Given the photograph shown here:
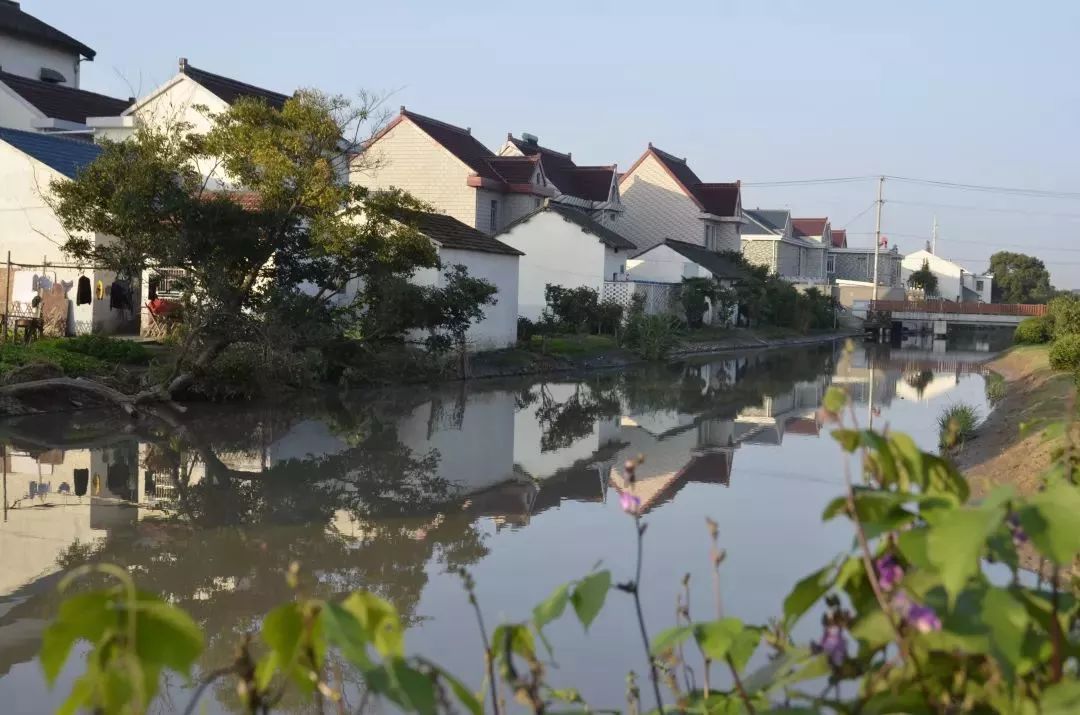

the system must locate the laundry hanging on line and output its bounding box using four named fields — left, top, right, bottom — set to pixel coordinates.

left=76, top=276, right=92, bottom=305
